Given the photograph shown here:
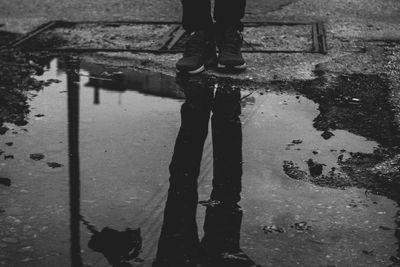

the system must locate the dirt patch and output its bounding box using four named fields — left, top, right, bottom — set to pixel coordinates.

left=282, top=73, right=400, bottom=146
left=20, top=24, right=173, bottom=50
left=0, top=30, right=20, bottom=47
left=0, top=50, right=55, bottom=128
left=280, top=72, right=400, bottom=202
